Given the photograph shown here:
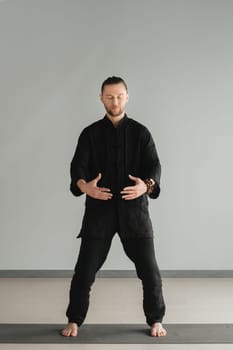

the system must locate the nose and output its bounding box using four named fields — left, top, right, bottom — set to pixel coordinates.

left=112, top=97, right=118, bottom=106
